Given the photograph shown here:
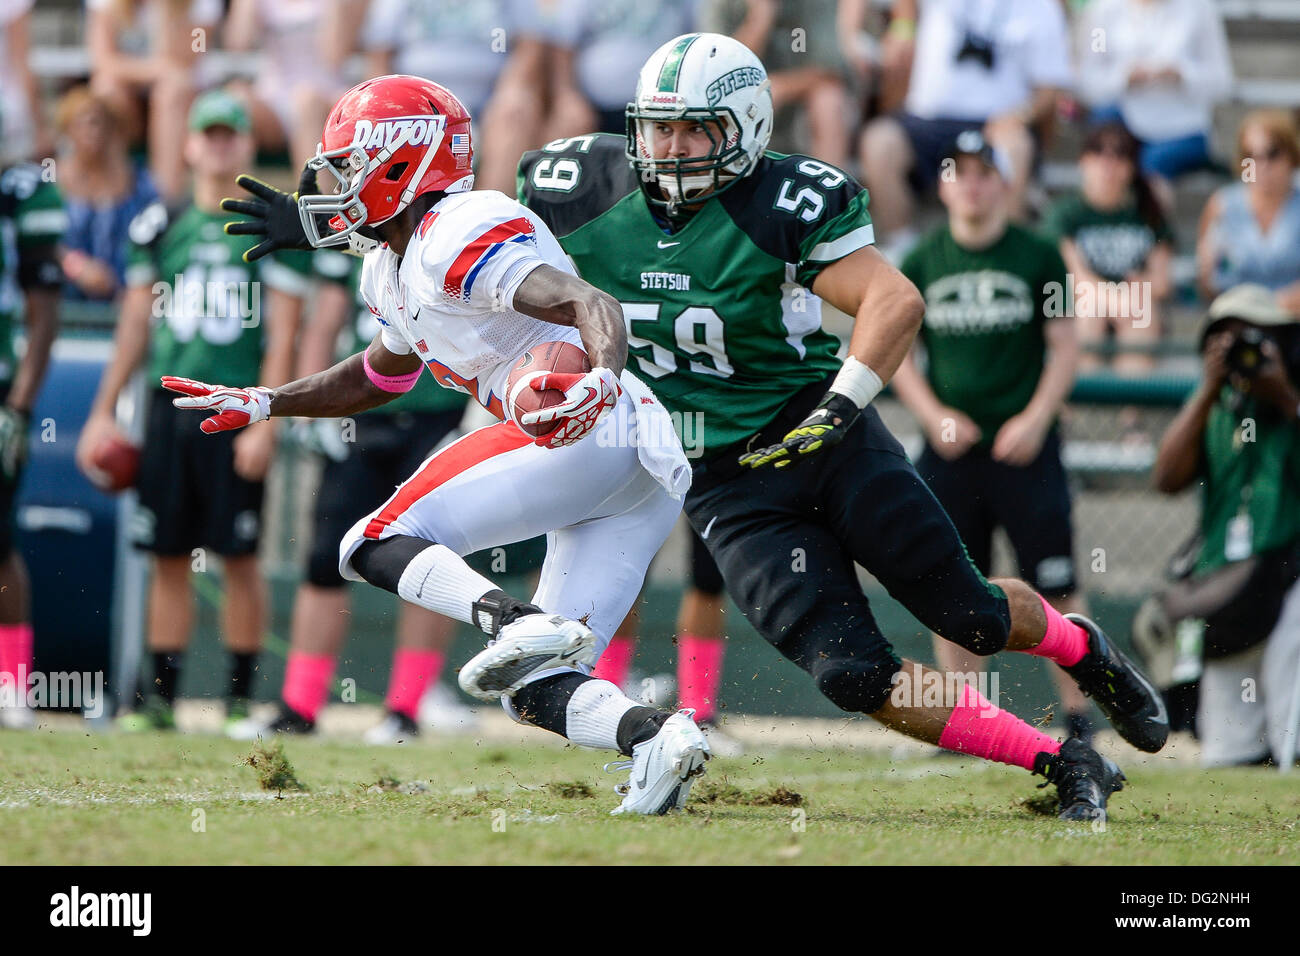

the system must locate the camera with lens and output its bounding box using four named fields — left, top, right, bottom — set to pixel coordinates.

left=1226, top=326, right=1268, bottom=380
left=956, top=30, right=996, bottom=70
